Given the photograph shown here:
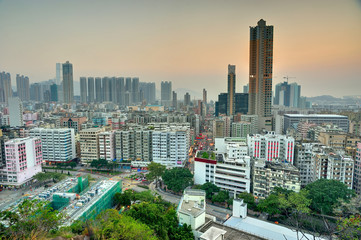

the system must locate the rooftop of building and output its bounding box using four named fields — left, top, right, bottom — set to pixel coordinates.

left=254, top=159, right=299, bottom=172
left=224, top=216, right=324, bottom=240
left=197, top=220, right=264, bottom=240
left=284, top=114, right=348, bottom=118
left=178, top=189, right=205, bottom=218
left=5, top=137, right=39, bottom=144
